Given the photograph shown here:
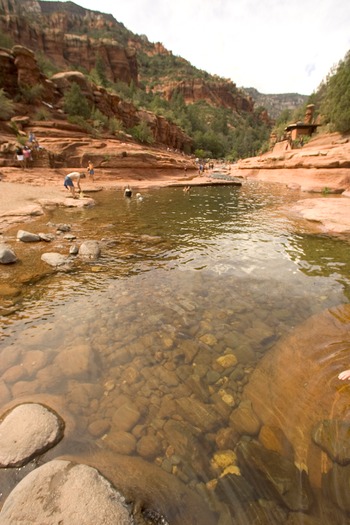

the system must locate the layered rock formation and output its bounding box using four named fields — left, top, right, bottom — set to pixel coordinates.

left=154, top=79, right=254, bottom=112
left=0, top=0, right=256, bottom=120
left=224, top=132, right=350, bottom=234
left=233, top=132, right=350, bottom=194
left=0, top=0, right=138, bottom=85
left=0, top=44, right=193, bottom=152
